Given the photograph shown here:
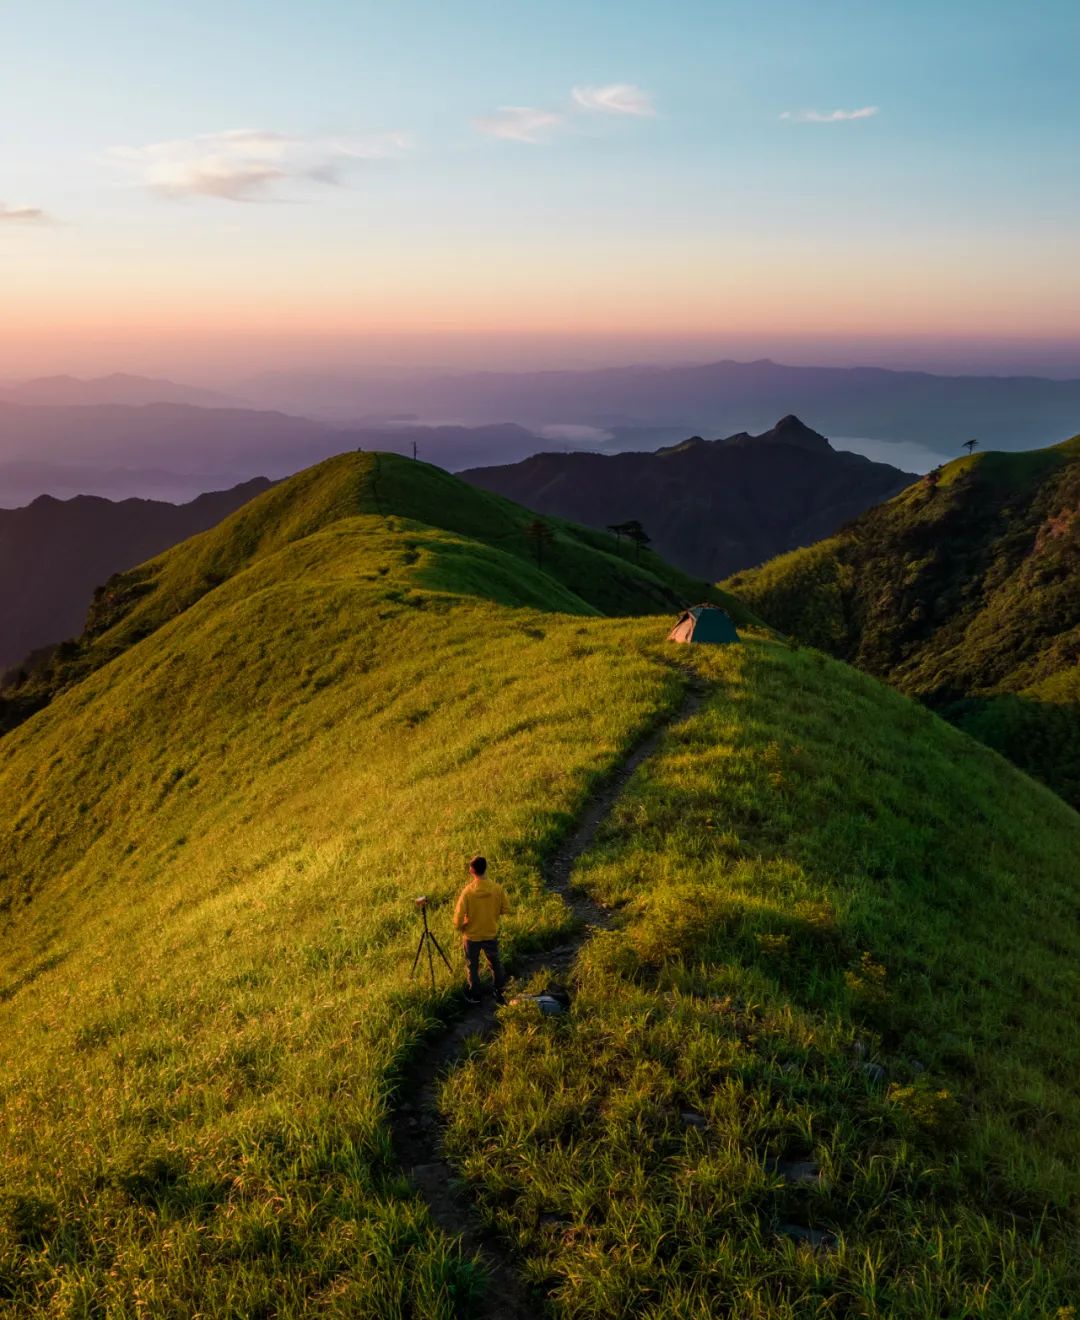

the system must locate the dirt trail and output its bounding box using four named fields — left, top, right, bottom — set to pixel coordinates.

left=389, top=685, right=704, bottom=1319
